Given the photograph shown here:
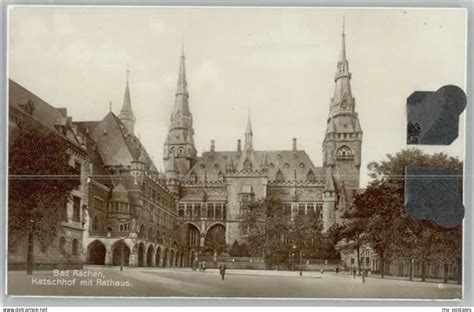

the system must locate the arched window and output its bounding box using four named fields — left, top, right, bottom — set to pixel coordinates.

left=59, top=237, right=67, bottom=256
left=190, top=171, right=197, bottom=183
left=72, top=239, right=79, bottom=256
left=336, top=146, right=354, bottom=160
left=140, top=224, right=145, bottom=235
left=178, top=148, right=183, bottom=155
